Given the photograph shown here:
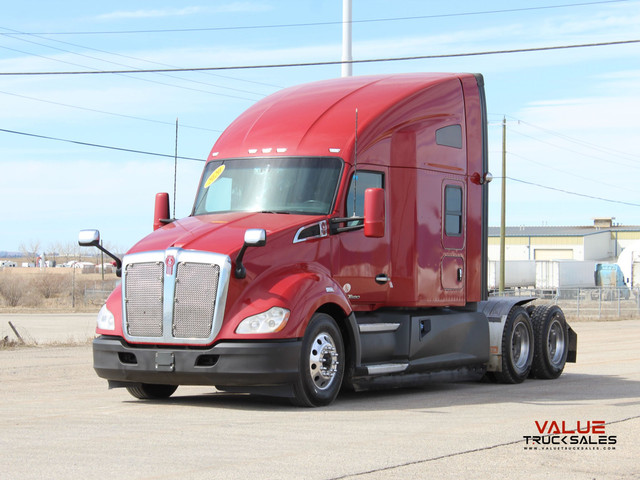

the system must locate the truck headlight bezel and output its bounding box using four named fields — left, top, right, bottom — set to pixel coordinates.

left=236, top=307, right=290, bottom=334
